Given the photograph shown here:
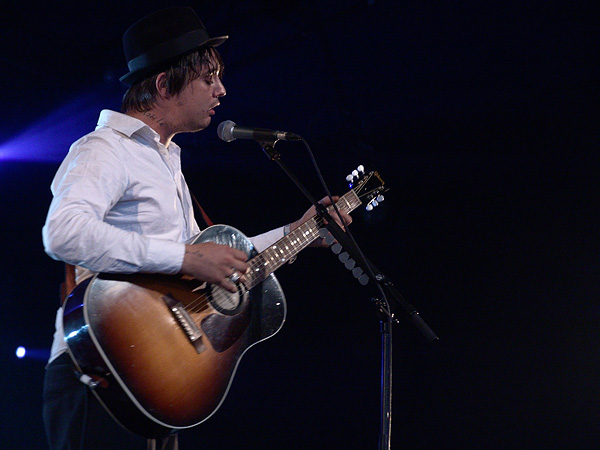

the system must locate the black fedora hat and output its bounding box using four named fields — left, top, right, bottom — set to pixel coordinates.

left=120, top=6, right=228, bottom=86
